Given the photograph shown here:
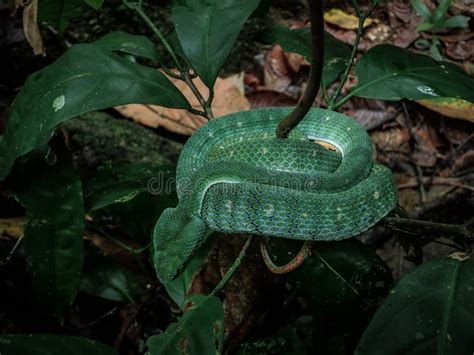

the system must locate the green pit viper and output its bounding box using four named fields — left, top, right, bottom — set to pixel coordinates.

left=153, top=107, right=398, bottom=283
